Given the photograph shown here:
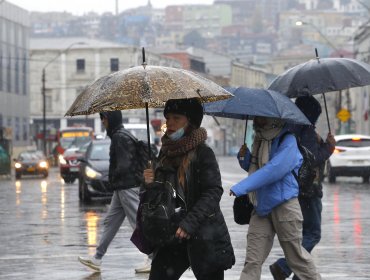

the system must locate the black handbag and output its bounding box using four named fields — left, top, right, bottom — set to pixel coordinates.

left=233, top=194, right=254, bottom=225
